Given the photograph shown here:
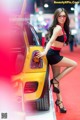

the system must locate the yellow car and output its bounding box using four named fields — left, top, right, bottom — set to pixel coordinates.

left=11, top=22, right=50, bottom=111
